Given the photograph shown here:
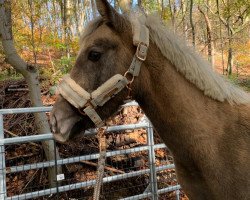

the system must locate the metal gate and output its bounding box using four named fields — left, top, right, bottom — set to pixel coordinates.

left=0, top=103, right=181, bottom=200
